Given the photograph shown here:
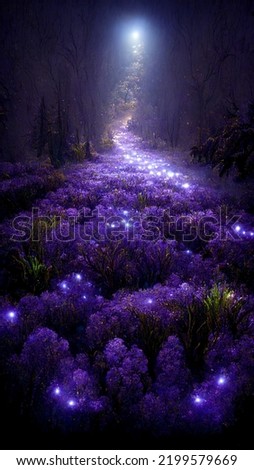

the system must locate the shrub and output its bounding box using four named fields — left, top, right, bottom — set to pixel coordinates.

left=6, top=249, right=53, bottom=296
left=82, top=240, right=173, bottom=296
left=190, top=106, right=254, bottom=180
left=203, top=284, right=246, bottom=336
left=170, top=285, right=249, bottom=370
left=100, top=131, right=115, bottom=150
left=129, top=307, right=172, bottom=373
